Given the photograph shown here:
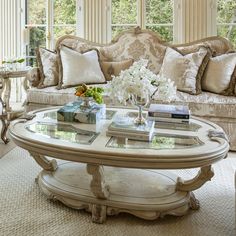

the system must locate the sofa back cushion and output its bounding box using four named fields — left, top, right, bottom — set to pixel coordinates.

left=202, top=53, right=236, bottom=95
left=36, top=48, right=59, bottom=88
left=159, top=47, right=210, bottom=95
left=58, top=46, right=106, bottom=89
left=100, top=59, right=134, bottom=81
